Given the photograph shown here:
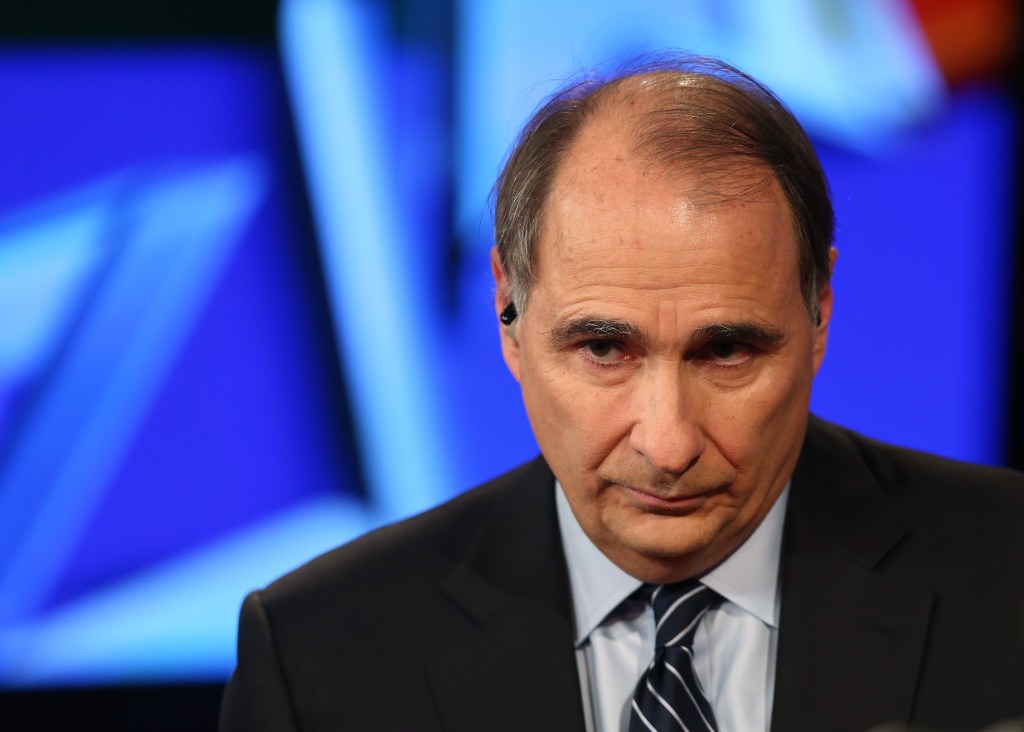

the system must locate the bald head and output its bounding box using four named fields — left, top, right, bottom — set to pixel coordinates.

left=493, top=55, right=834, bottom=321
